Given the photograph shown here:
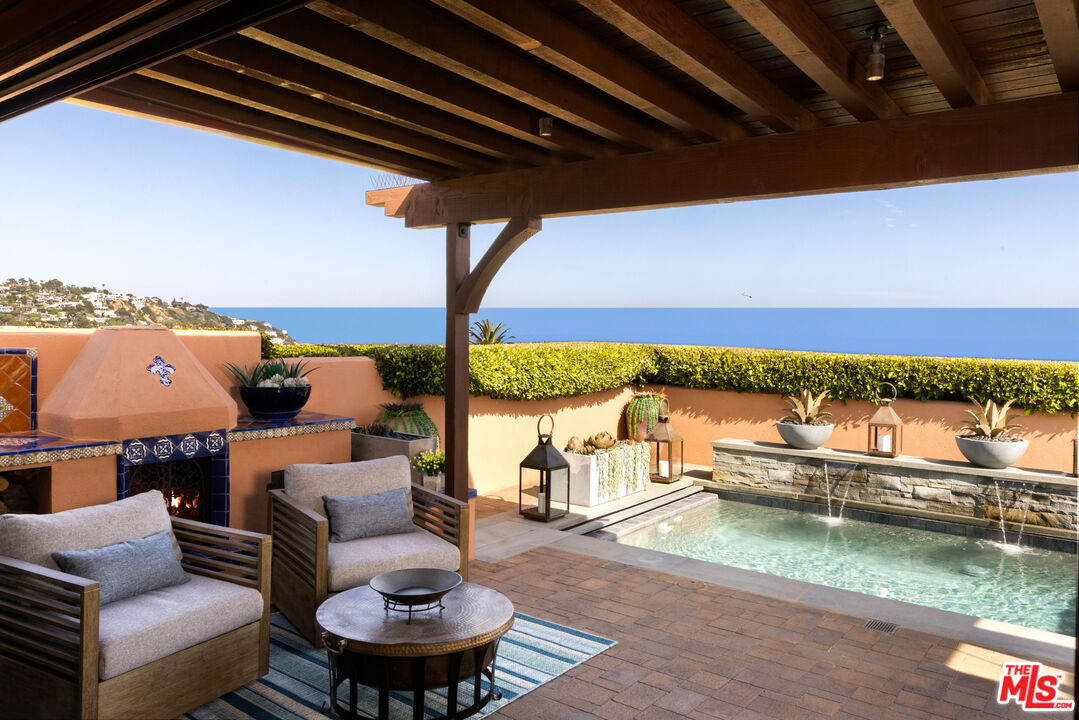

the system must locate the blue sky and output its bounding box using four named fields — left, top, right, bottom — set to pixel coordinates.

left=1, top=102, right=1076, bottom=308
